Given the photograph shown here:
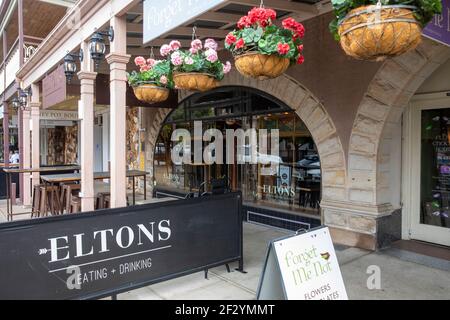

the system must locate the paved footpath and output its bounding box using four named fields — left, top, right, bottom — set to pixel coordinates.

left=1, top=201, right=448, bottom=300
left=118, top=223, right=450, bottom=300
